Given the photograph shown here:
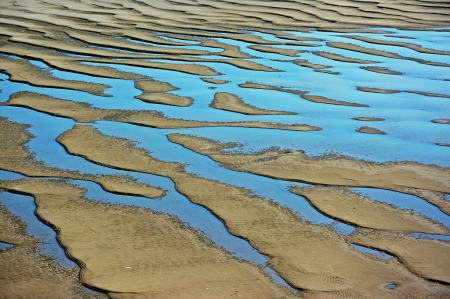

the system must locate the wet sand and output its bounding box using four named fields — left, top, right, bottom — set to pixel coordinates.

left=1, top=0, right=450, bottom=298
left=55, top=124, right=450, bottom=298
left=3, top=91, right=320, bottom=131
left=210, top=92, right=297, bottom=115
